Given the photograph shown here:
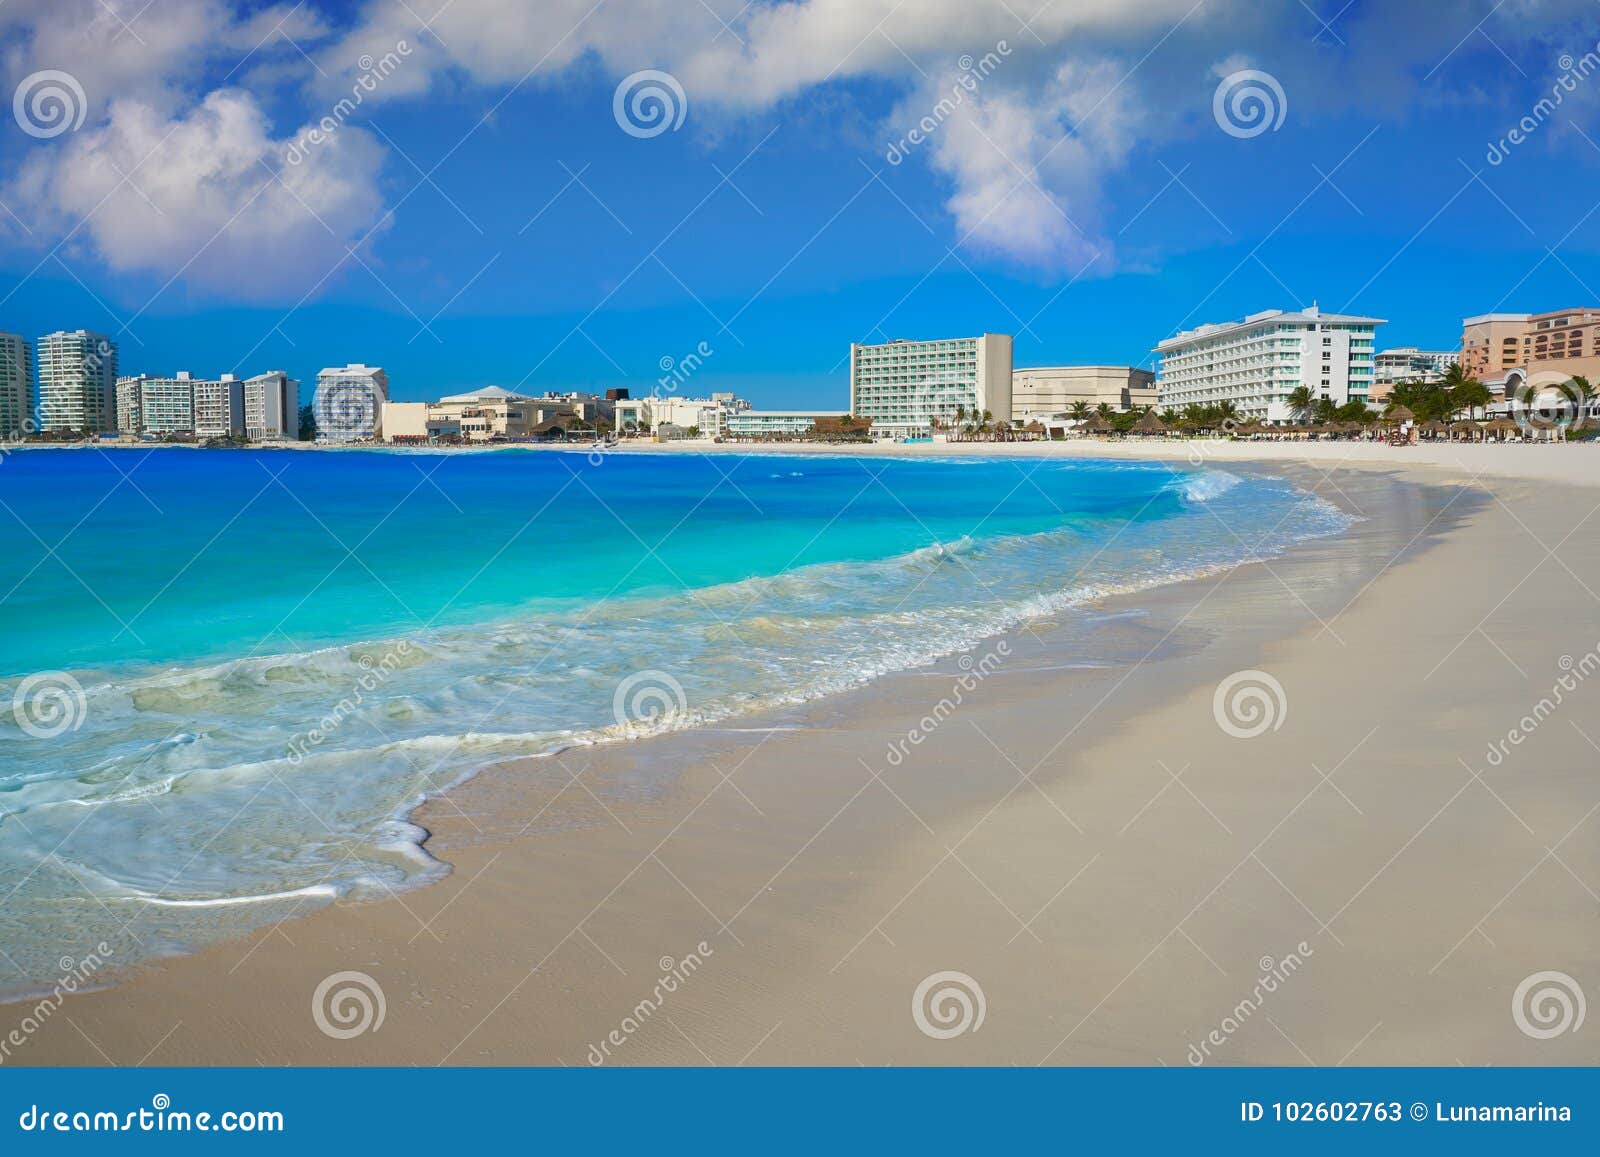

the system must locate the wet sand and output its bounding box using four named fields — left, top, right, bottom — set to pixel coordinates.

left=12, top=455, right=1600, bottom=1066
